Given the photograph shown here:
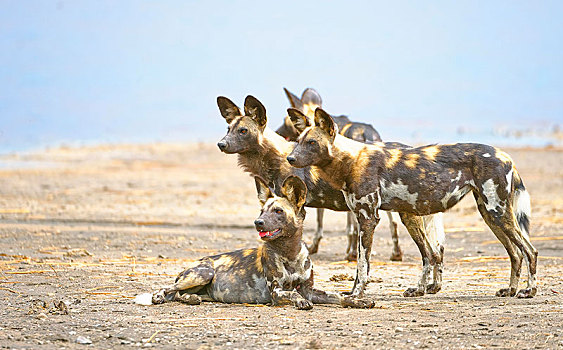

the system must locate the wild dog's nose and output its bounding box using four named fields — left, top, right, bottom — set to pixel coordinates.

left=254, top=219, right=265, bottom=229
left=287, top=156, right=296, bottom=165
left=217, top=141, right=227, bottom=151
